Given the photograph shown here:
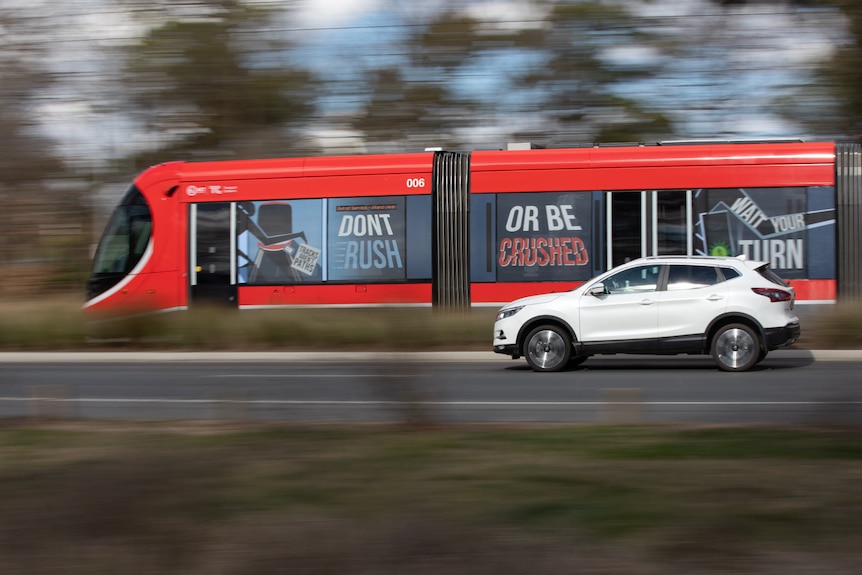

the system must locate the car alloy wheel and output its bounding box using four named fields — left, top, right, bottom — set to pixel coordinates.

left=524, top=325, right=572, bottom=372
left=711, top=323, right=760, bottom=372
